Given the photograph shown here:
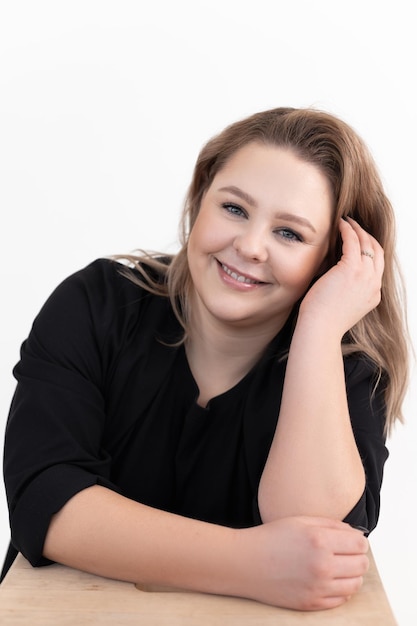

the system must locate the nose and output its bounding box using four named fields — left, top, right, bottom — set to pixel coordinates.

left=233, top=227, right=269, bottom=262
